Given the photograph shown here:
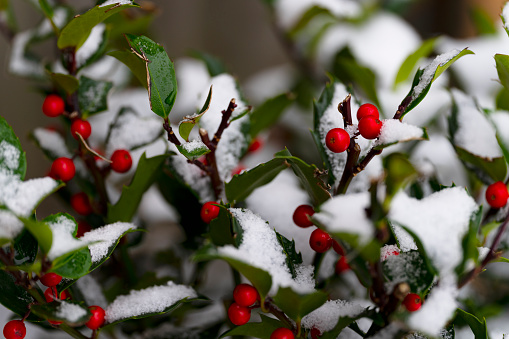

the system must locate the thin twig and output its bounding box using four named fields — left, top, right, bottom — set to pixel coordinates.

left=76, top=132, right=112, bottom=163
left=210, top=99, right=236, bottom=150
